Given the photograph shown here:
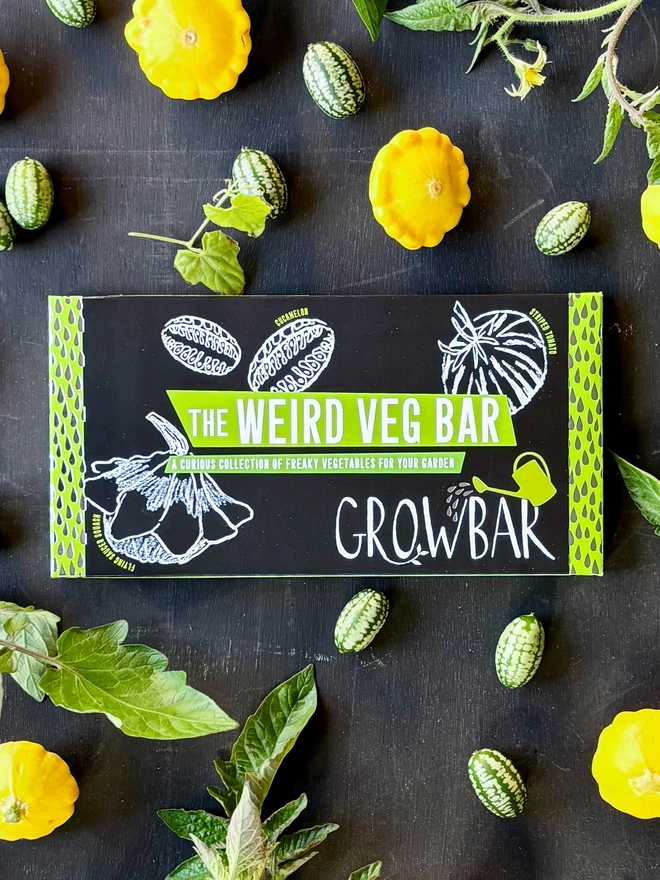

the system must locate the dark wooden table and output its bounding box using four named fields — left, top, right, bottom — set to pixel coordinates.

left=2, top=1, right=660, bottom=878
